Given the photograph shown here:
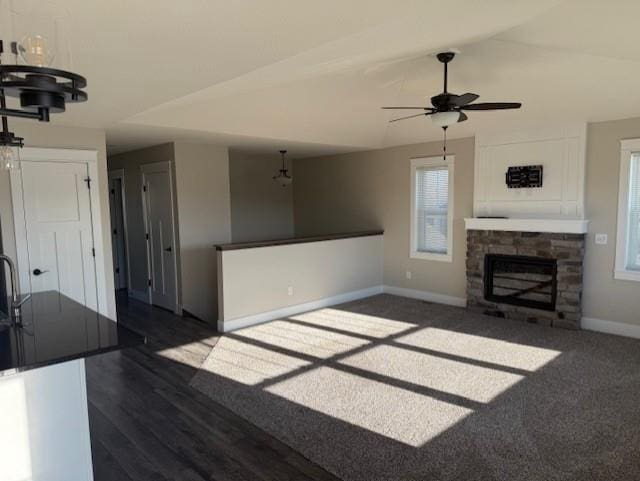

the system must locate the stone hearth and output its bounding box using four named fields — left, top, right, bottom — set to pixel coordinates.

left=466, top=230, right=585, bottom=329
